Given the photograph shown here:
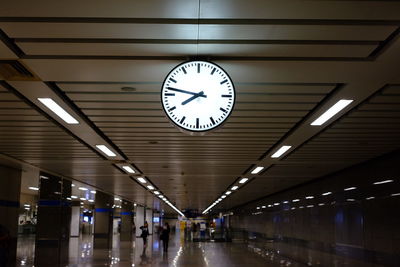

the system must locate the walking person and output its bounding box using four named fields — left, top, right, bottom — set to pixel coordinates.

left=160, top=222, right=170, bottom=252
left=140, top=221, right=149, bottom=248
